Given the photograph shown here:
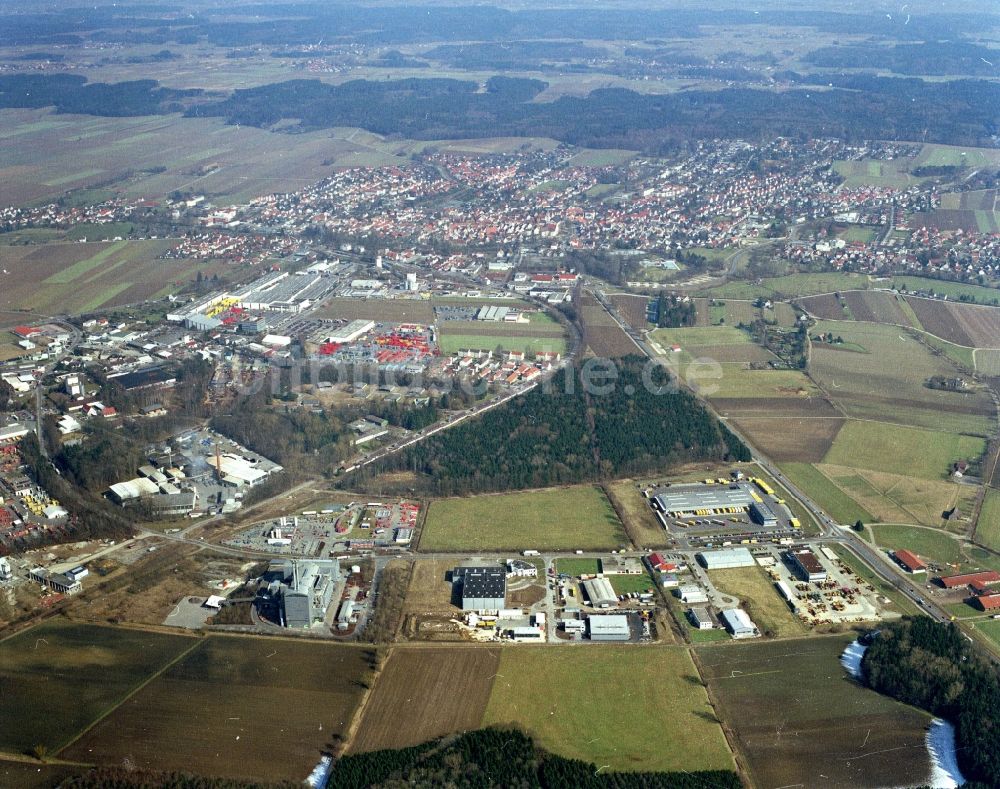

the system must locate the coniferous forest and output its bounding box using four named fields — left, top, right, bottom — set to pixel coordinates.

left=862, top=617, right=1000, bottom=788
left=355, top=357, right=750, bottom=494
